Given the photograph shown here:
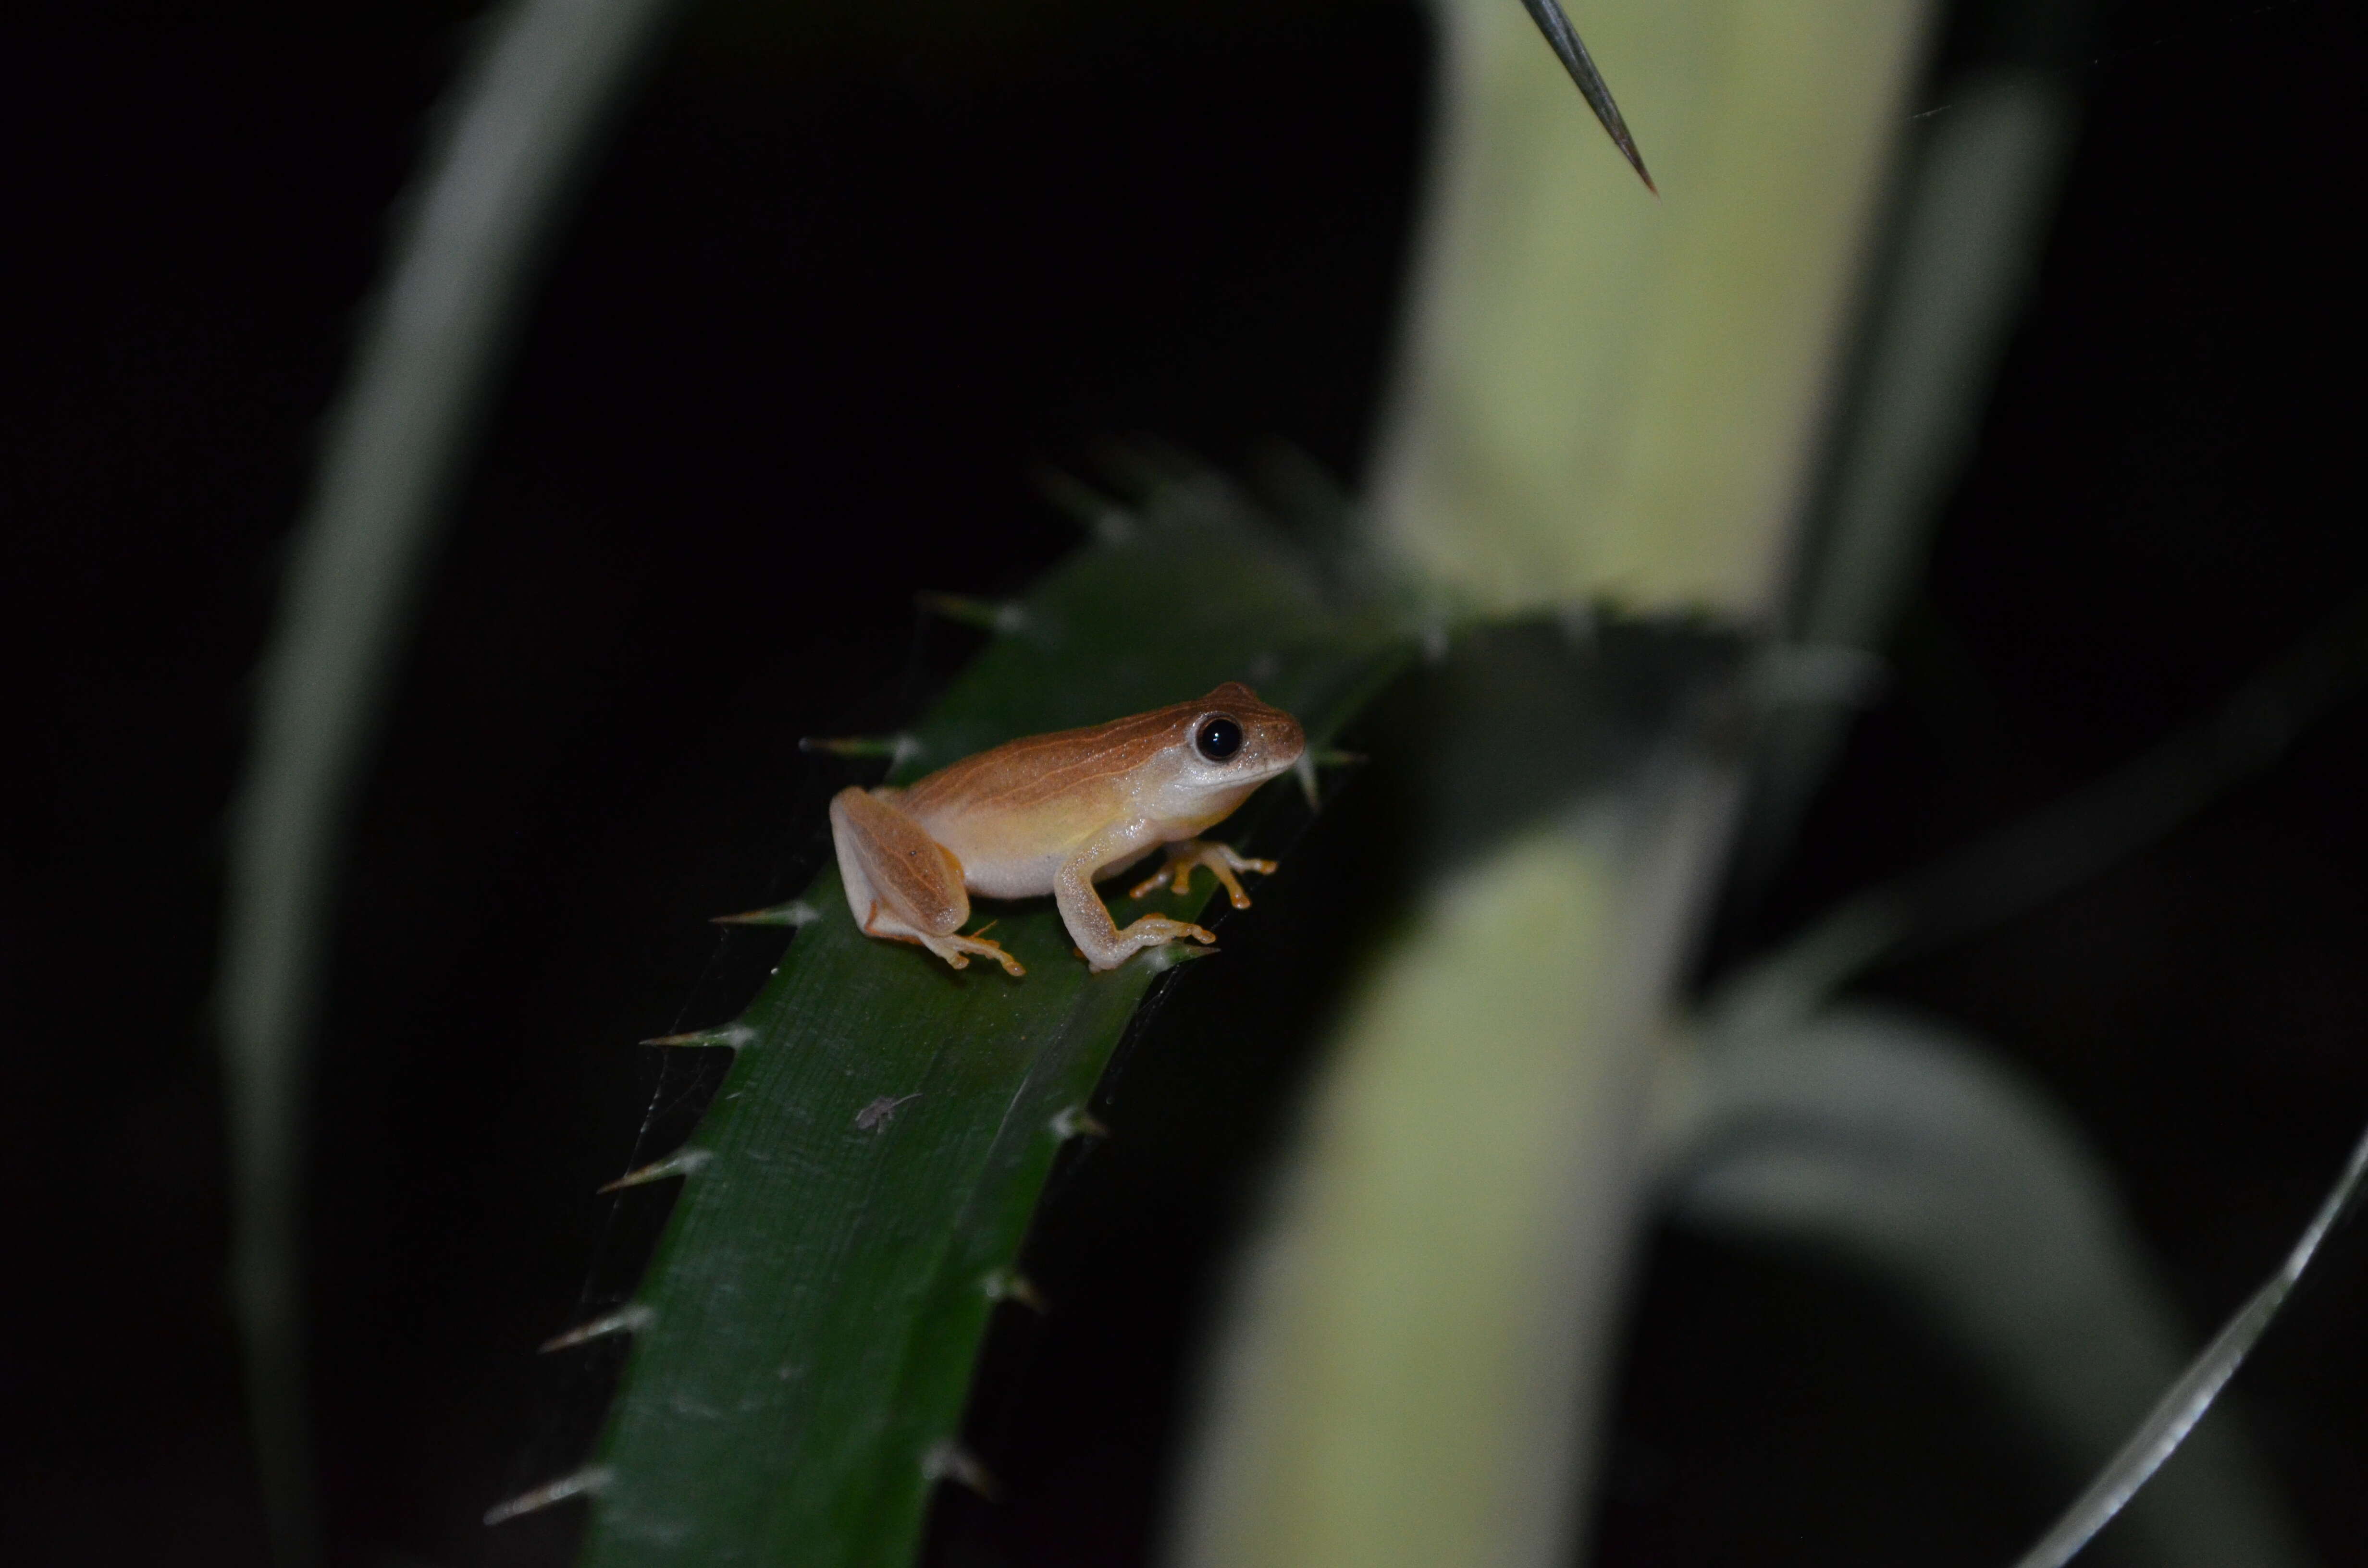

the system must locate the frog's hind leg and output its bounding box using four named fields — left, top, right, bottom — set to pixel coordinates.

left=1125, top=839, right=1279, bottom=909
left=829, top=787, right=1025, bottom=975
